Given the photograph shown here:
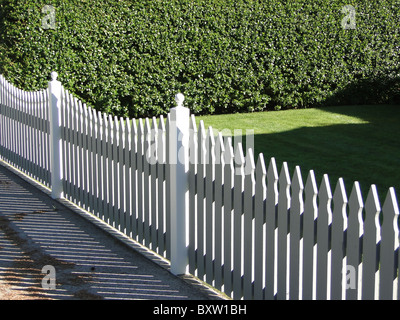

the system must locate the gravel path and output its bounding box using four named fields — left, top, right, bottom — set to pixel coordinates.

left=0, top=163, right=223, bottom=300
